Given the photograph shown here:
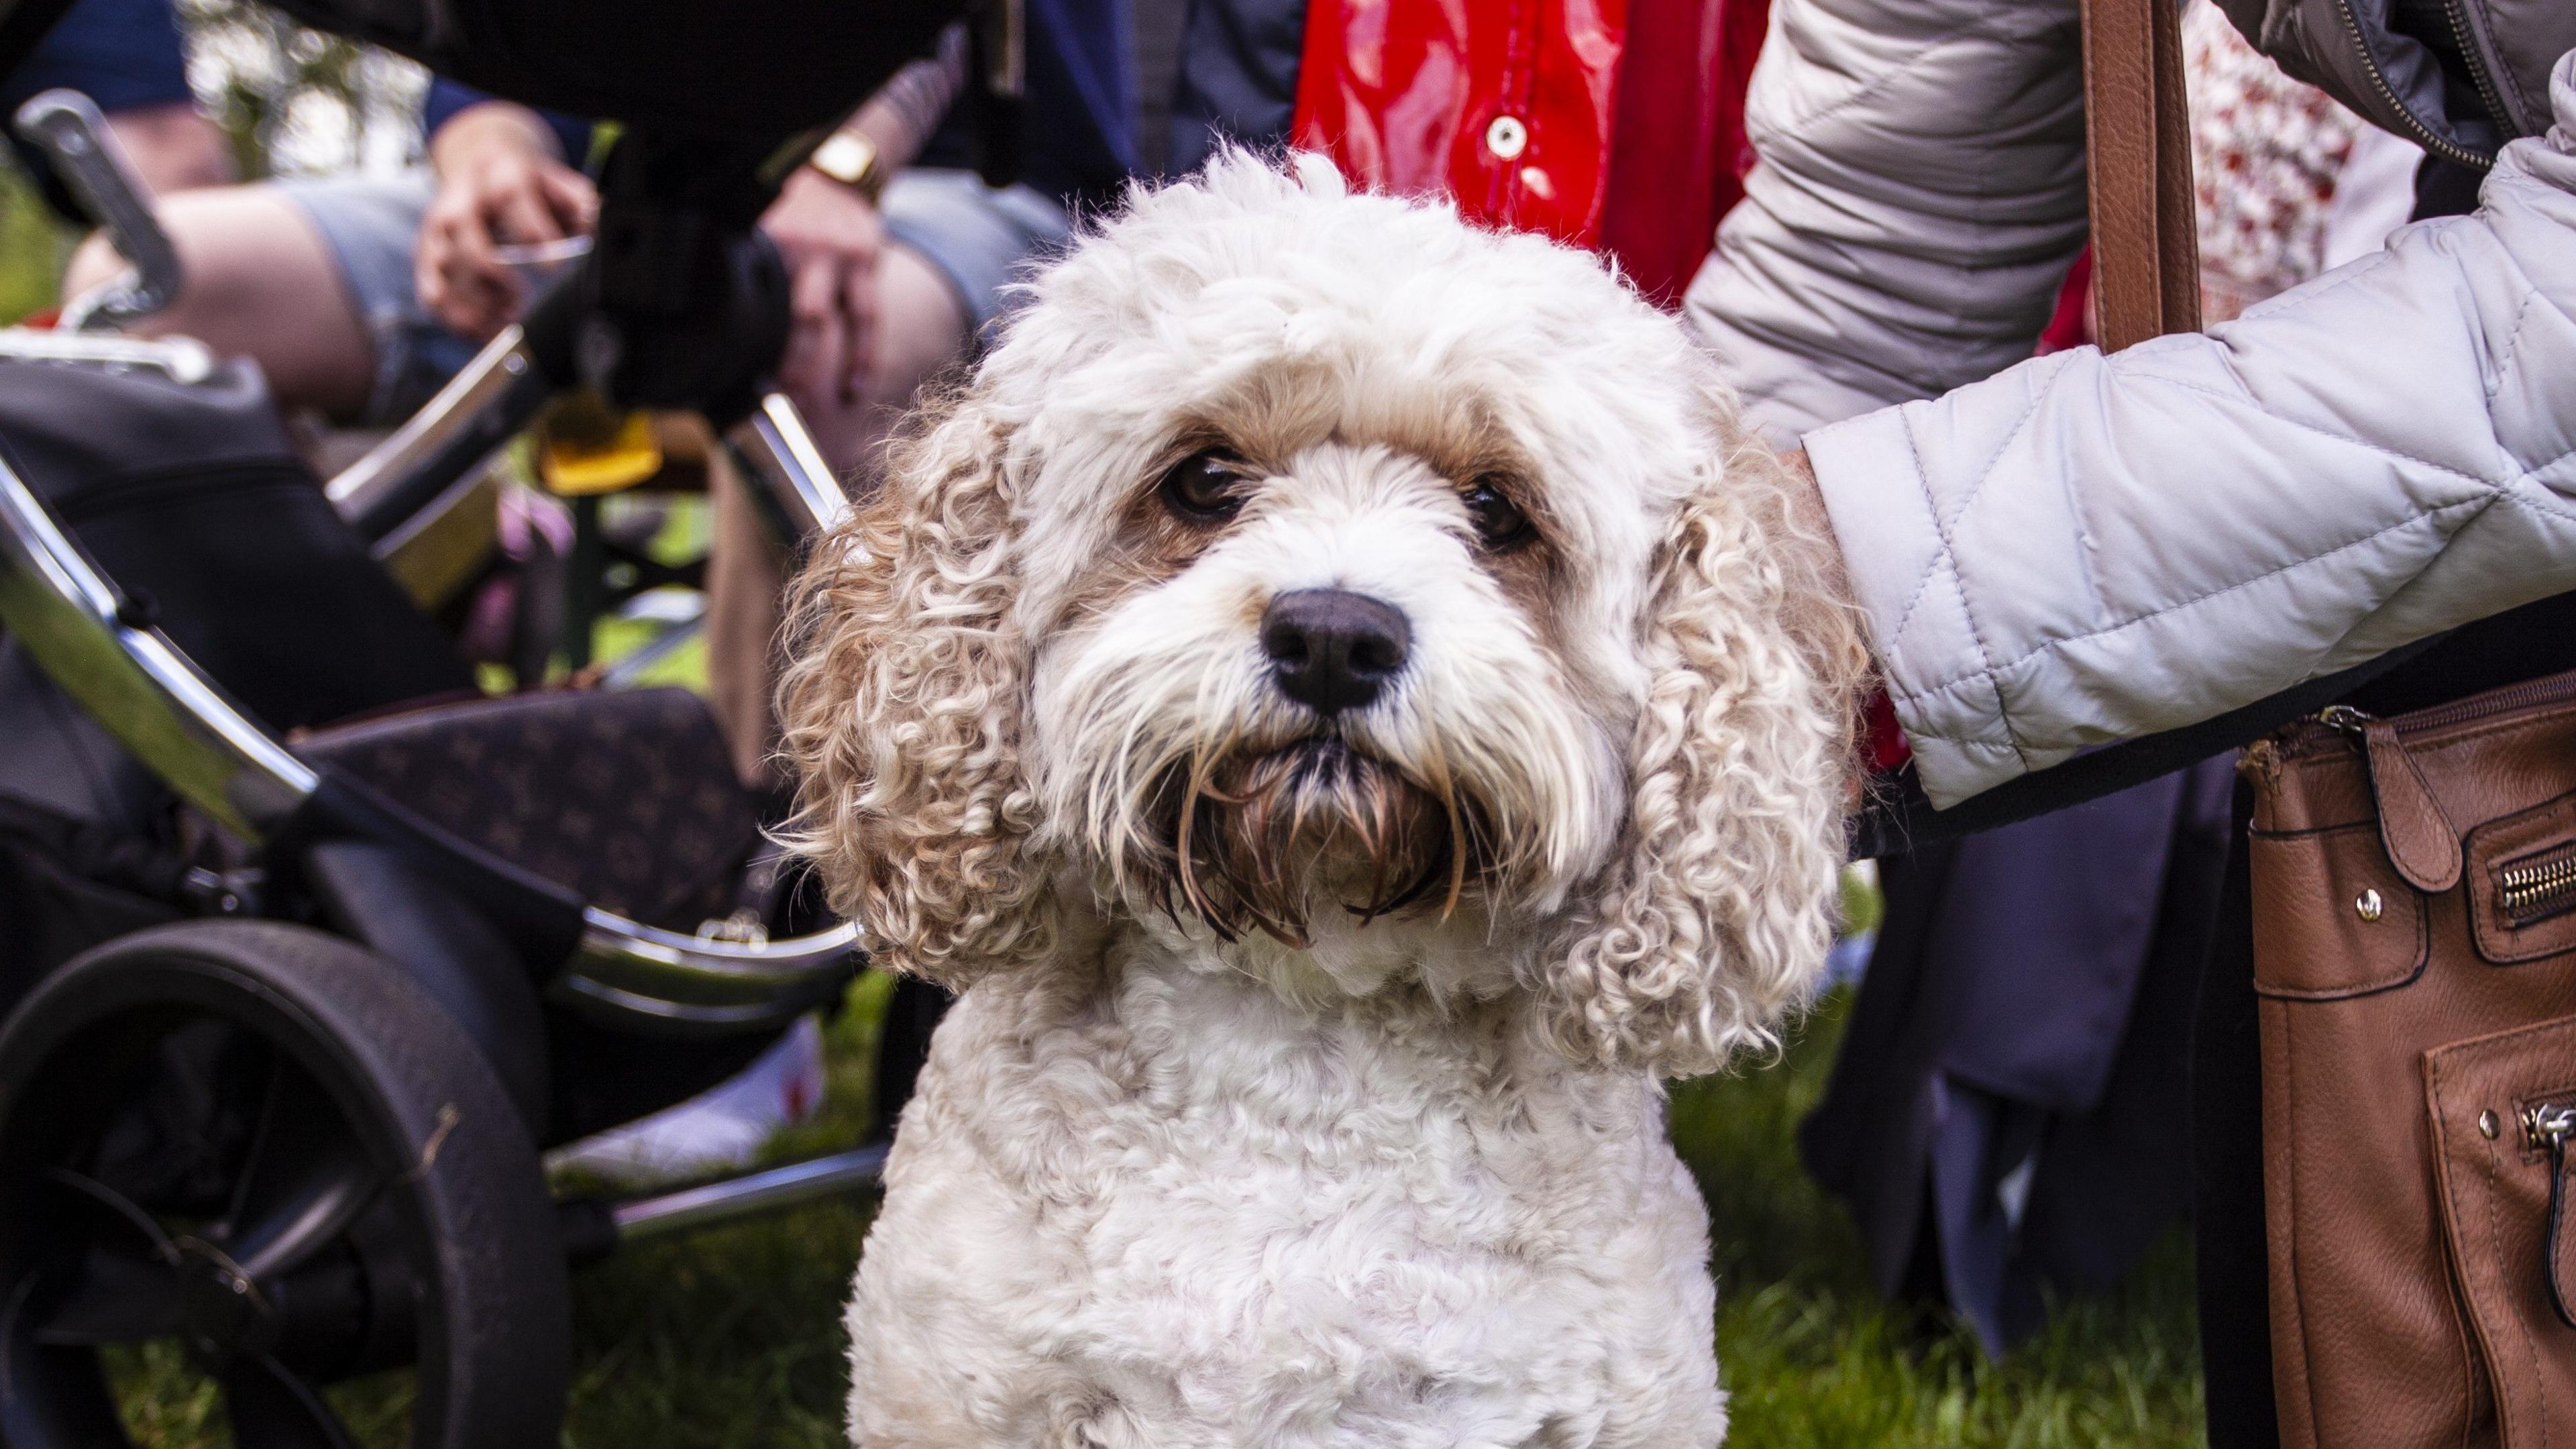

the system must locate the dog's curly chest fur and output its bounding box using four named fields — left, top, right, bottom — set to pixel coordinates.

left=845, top=935, right=1726, bottom=1448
